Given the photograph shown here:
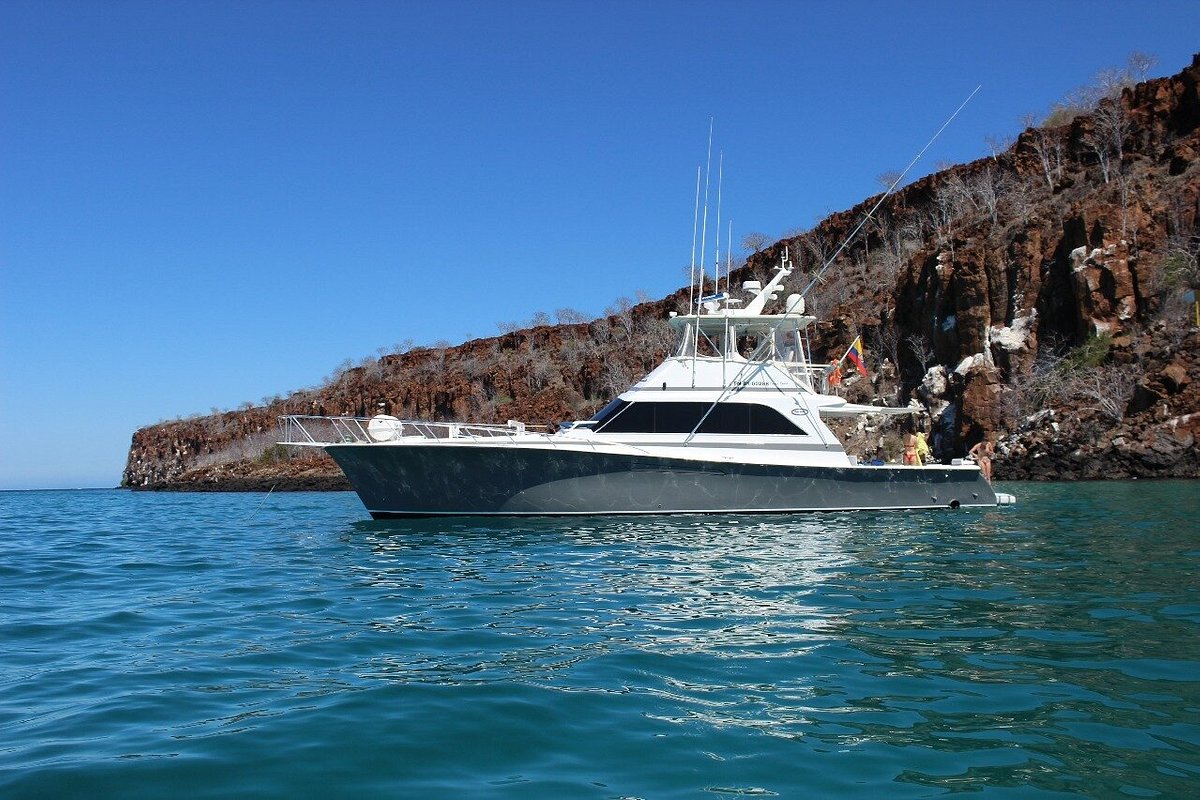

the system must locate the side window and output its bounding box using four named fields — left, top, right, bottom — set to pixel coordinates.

left=590, top=398, right=628, bottom=426
left=696, top=403, right=748, bottom=434
left=653, top=403, right=704, bottom=433
left=750, top=404, right=806, bottom=435
left=596, top=401, right=806, bottom=435
left=596, top=402, right=655, bottom=433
